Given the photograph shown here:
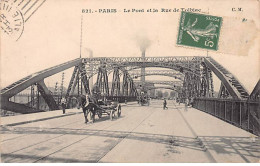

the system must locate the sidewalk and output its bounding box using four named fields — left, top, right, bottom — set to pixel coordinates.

left=0, top=109, right=82, bottom=126
left=0, top=102, right=133, bottom=127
